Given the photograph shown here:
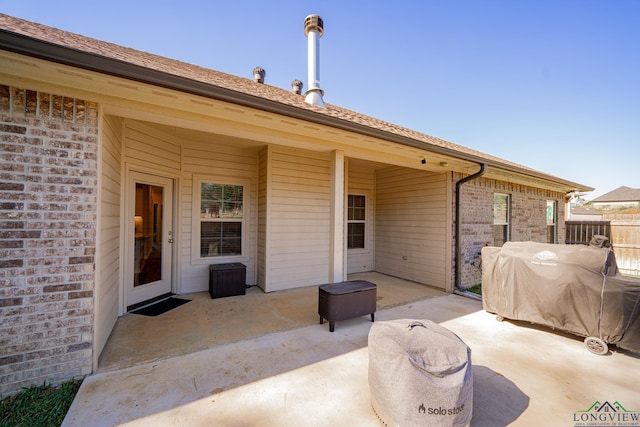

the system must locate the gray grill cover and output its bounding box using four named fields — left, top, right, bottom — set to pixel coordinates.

left=368, top=319, right=472, bottom=426
left=482, top=241, right=640, bottom=353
